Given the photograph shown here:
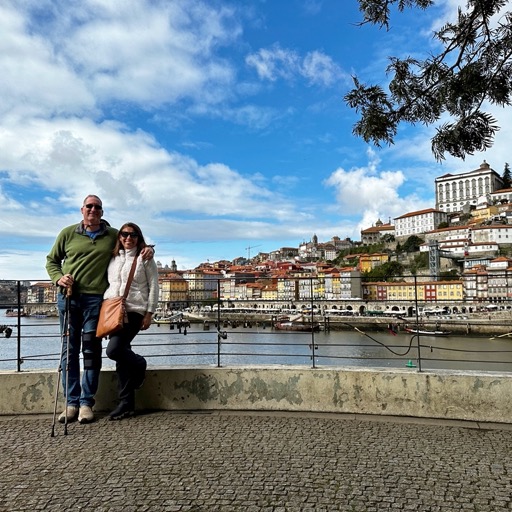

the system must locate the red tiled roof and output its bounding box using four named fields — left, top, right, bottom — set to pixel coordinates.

left=394, top=208, right=444, bottom=219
